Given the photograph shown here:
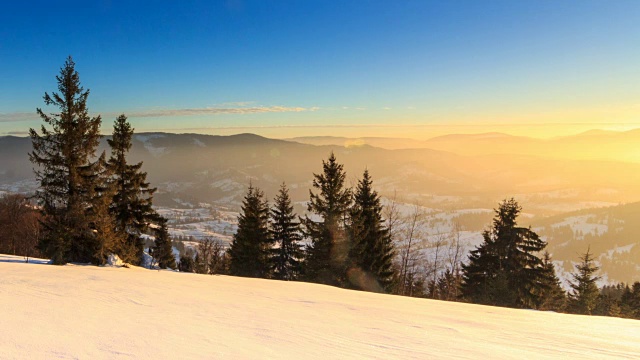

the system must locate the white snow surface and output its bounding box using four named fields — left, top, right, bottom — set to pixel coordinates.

left=1, top=254, right=639, bottom=359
